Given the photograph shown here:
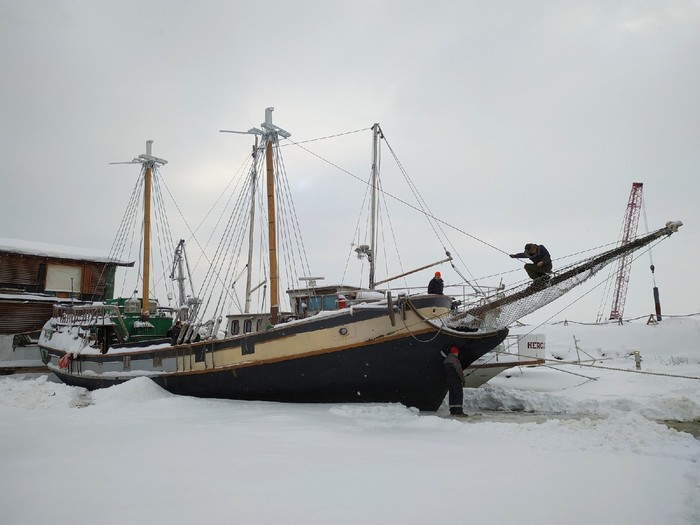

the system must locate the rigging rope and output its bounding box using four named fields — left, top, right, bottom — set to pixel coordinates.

left=287, top=138, right=508, bottom=257
left=150, top=170, right=177, bottom=303
left=640, top=193, right=659, bottom=288
left=381, top=134, right=483, bottom=294
left=275, top=140, right=314, bottom=298
left=449, top=230, right=677, bottom=332
left=280, top=127, right=371, bottom=146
